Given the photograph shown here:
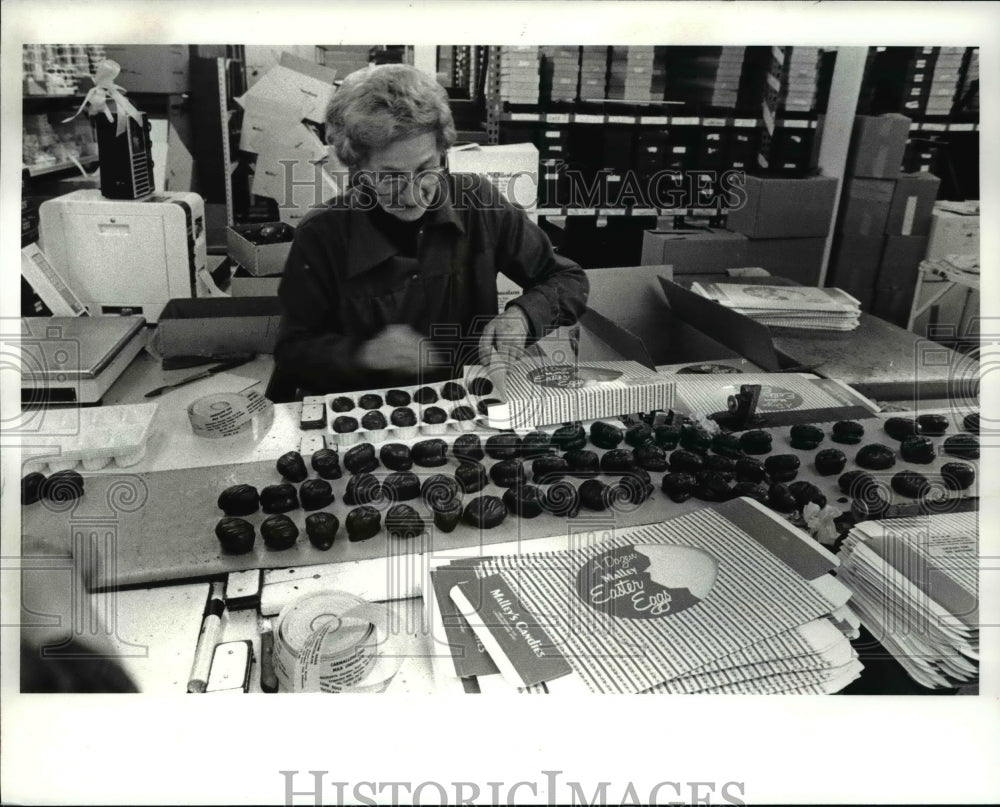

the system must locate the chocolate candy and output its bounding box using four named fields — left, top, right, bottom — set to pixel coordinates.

left=704, top=454, right=736, bottom=476
left=739, top=430, right=772, bottom=455
left=552, top=423, right=588, bottom=452
left=943, top=434, right=979, bottom=460
left=485, top=432, right=521, bottom=460
left=490, top=459, right=526, bottom=488
left=21, top=472, right=45, bottom=505
left=379, top=443, right=413, bottom=472
left=452, top=433, right=484, bottom=462
left=693, top=470, right=732, bottom=502
left=856, top=443, right=896, bottom=470
left=411, top=439, right=449, bottom=467
left=532, top=456, right=569, bottom=483
left=579, top=479, right=615, bottom=511
left=468, top=377, right=494, bottom=396
left=385, top=389, right=411, bottom=408
left=917, top=414, right=949, bottom=436
left=260, top=483, right=298, bottom=514
left=450, top=405, right=476, bottom=422
left=541, top=481, right=581, bottom=518
left=413, top=386, right=438, bottom=404
left=600, top=448, right=637, bottom=474
left=963, top=412, right=979, bottom=433
left=502, top=484, right=545, bottom=518
left=891, top=470, right=930, bottom=498
left=900, top=436, right=936, bottom=464
left=299, top=479, right=335, bottom=511
left=941, top=462, right=975, bottom=491
left=476, top=398, right=502, bottom=416
left=343, top=443, right=379, bottom=474
left=261, top=514, right=299, bottom=550
left=385, top=504, right=425, bottom=539
left=731, top=482, right=769, bottom=504
left=679, top=425, right=712, bottom=453
left=838, top=470, right=877, bottom=497
left=789, top=424, right=824, bottom=450
left=332, top=415, right=359, bottom=434
left=421, top=474, right=462, bottom=510
left=217, top=484, right=260, bottom=517
left=661, top=472, right=697, bottom=503
left=624, top=423, right=654, bottom=448
left=767, top=483, right=797, bottom=513
left=668, top=449, right=705, bottom=473
left=832, top=420, right=865, bottom=445
left=563, top=449, right=600, bottom=478
left=305, top=512, right=339, bottom=550
left=616, top=470, right=654, bottom=506
left=346, top=506, right=381, bottom=542
left=788, top=481, right=826, bottom=509
left=358, top=393, right=383, bottom=410
left=633, top=443, right=668, bottom=472
left=276, top=451, right=309, bottom=482
left=215, top=517, right=256, bottom=554
left=711, top=433, right=743, bottom=458
left=422, top=406, right=448, bottom=425
left=455, top=462, right=489, bottom=494
left=884, top=417, right=919, bottom=441
left=343, top=473, right=382, bottom=505
left=814, top=448, right=847, bottom=476
left=520, top=431, right=554, bottom=458
left=390, top=407, right=417, bottom=427
left=764, top=454, right=800, bottom=483
left=441, top=382, right=466, bottom=401
left=382, top=471, right=421, bottom=502
left=330, top=396, right=355, bottom=413
left=735, top=457, right=766, bottom=483
left=361, top=411, right=387, bottom=431
left=311, top=448, right=343, bottom=480
left=432, top=502, right=463, bottom=533
left=653, top=425, right=682, bottom=449
left=462, top=495, right=508, bottom=529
